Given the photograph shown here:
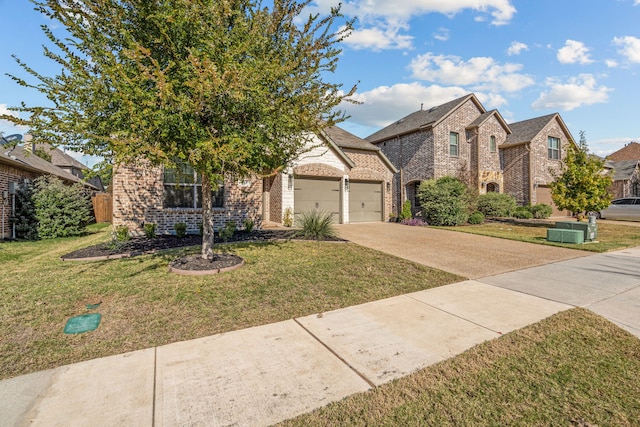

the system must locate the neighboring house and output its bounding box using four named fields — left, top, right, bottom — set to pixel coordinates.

left=32, top=143, right=105, bottom=192
left=0, top=142, right=98, bottom=239
left=112, top=125, right=396, bottom=235
left=607, top=141, right=640, bottom=161
left=605, top=159, right=640, bottom=199
left=366, top=93, right=575, bottom=216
